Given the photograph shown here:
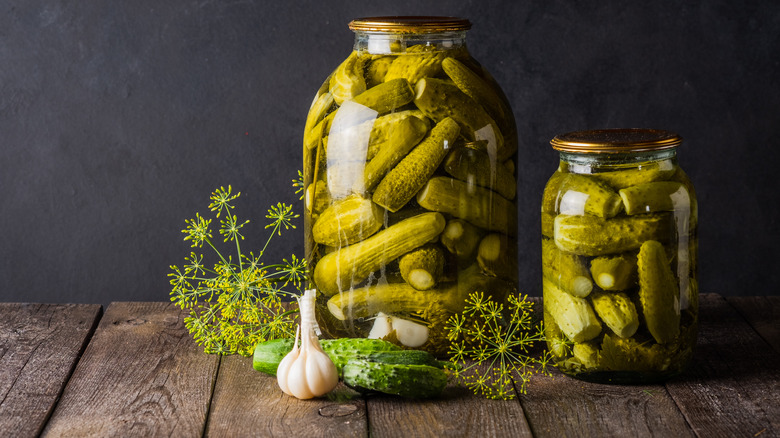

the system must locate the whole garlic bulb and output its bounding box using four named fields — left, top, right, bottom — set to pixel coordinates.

left=276, top=289, right=339, bottom=399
